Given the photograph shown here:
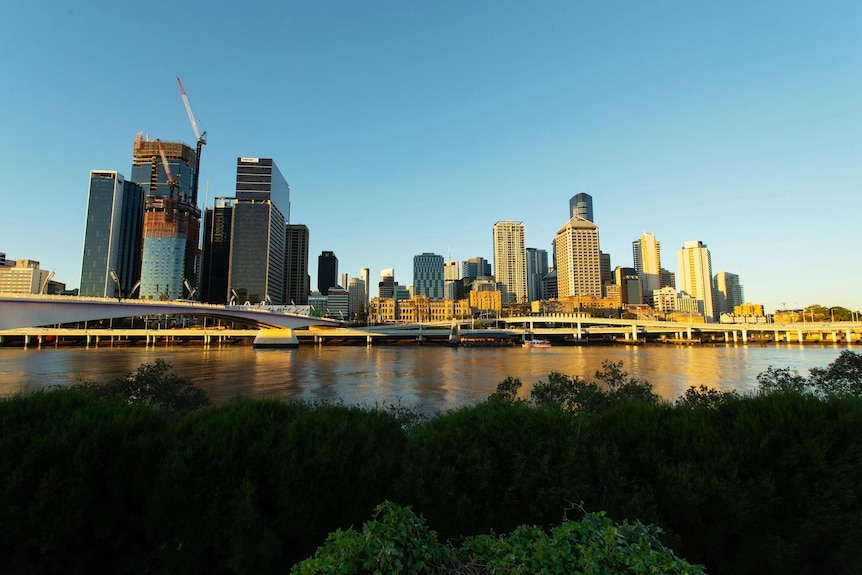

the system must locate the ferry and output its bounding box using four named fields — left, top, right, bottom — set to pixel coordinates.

left=523, top=338, right=551, bottom=348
